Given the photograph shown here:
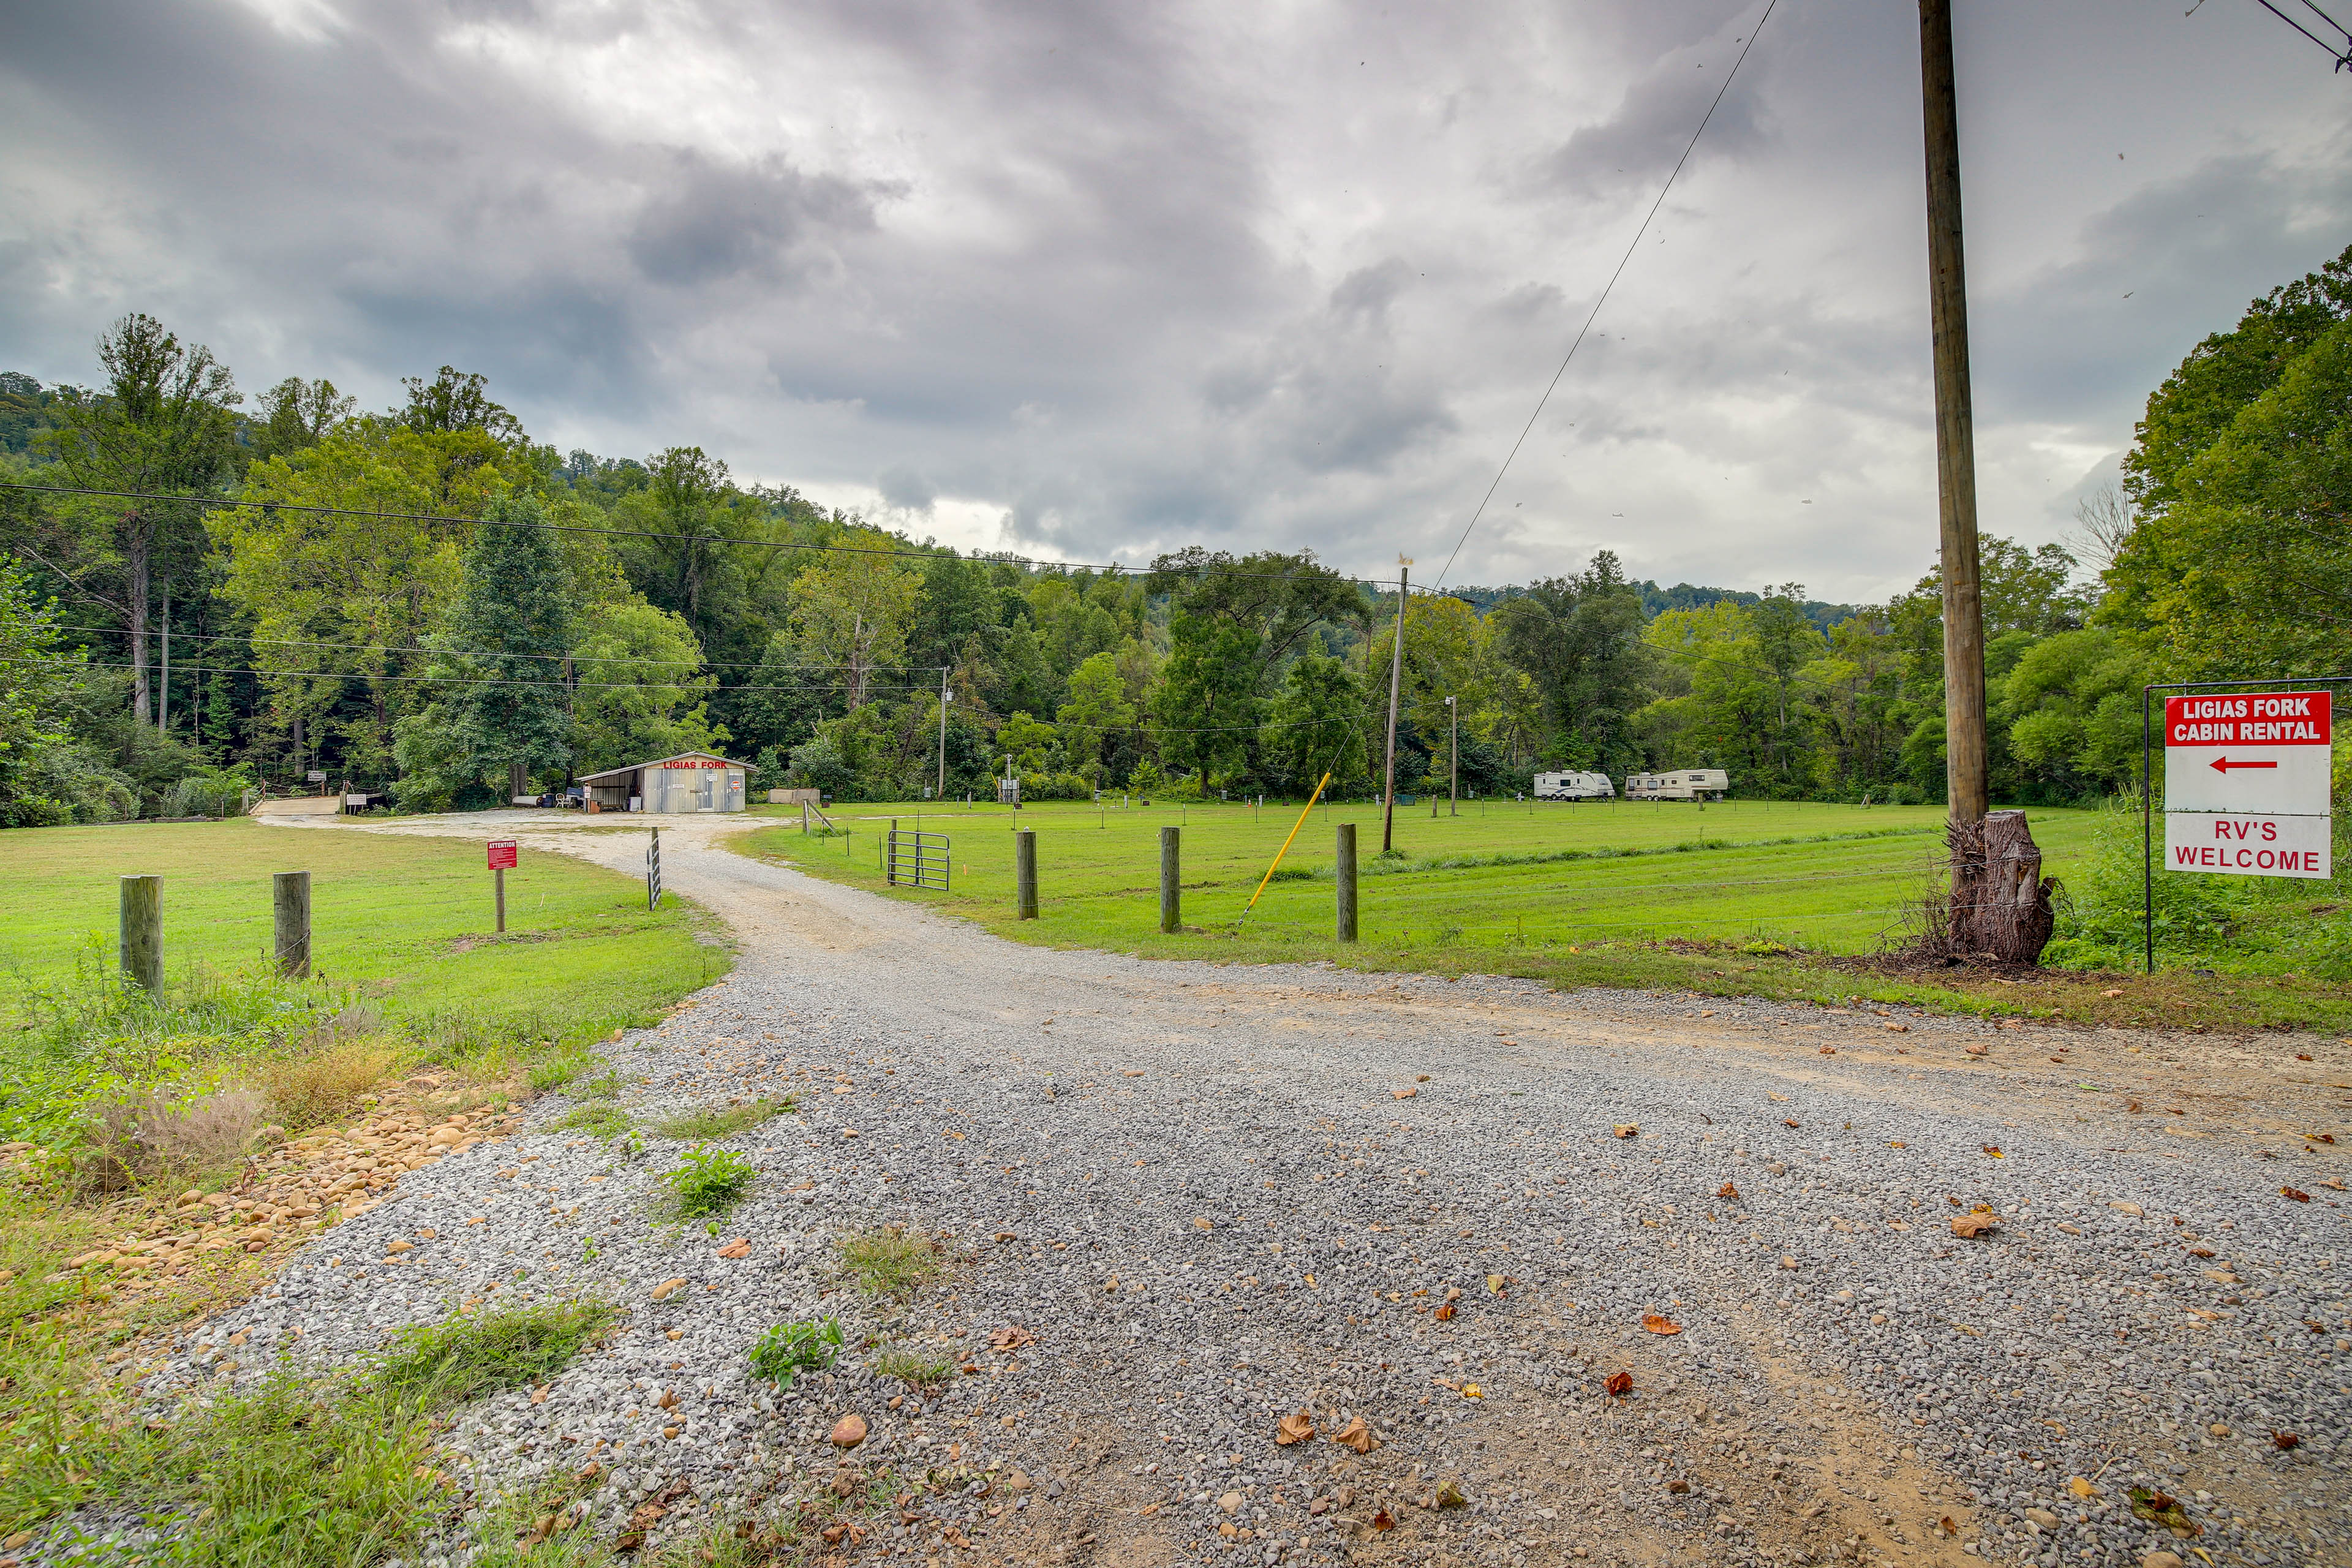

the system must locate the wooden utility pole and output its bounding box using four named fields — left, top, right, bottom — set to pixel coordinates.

left=1380, top=560, right=1409, bottom=853
left=1919, top=0, right=2053, bottom=963
left=937, top=669, right=951, bottom=802
left=1919, top=0, right=1988, bottom=828
left=1447, top=695, right=1459, bottom=817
